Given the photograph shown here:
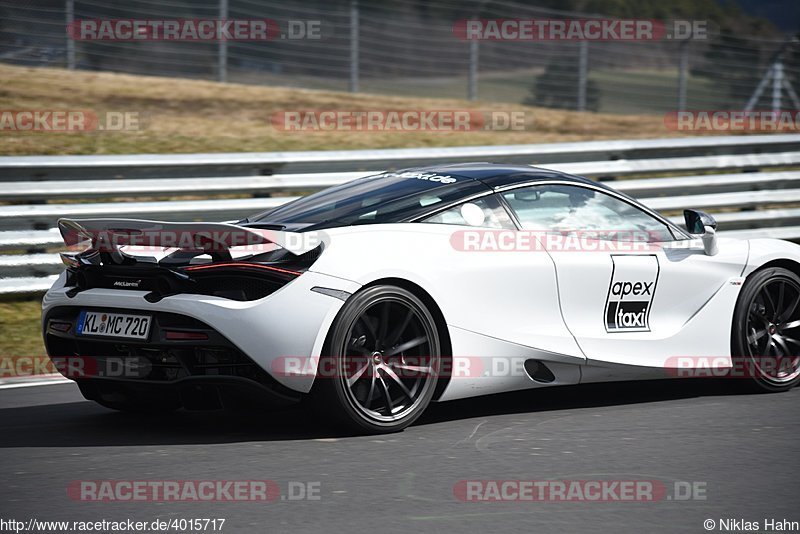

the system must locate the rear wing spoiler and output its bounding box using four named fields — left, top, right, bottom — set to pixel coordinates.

left=58, top=218, right=322, bottom=261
